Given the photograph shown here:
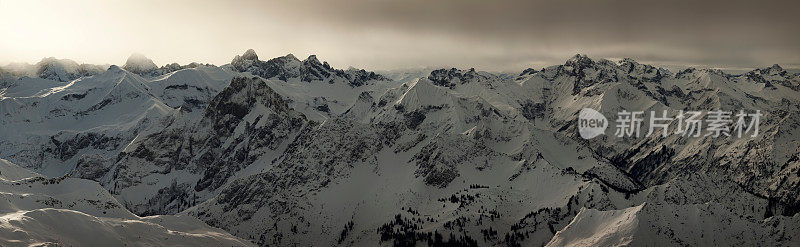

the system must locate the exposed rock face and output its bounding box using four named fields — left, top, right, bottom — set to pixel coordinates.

left=192, top=77, right=307, bottom=191
left=230, top=49, right=389, bottom=87
left=106, top=76, right=307, bottom=215
left=428, top=68, right=485, bottom=88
